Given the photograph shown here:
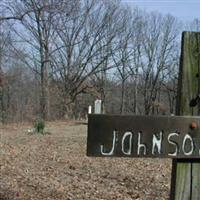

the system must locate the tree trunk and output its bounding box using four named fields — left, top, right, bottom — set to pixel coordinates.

left=120, top=79, right=125, bottom=114
left=133, top=68, right=138, bottom=114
